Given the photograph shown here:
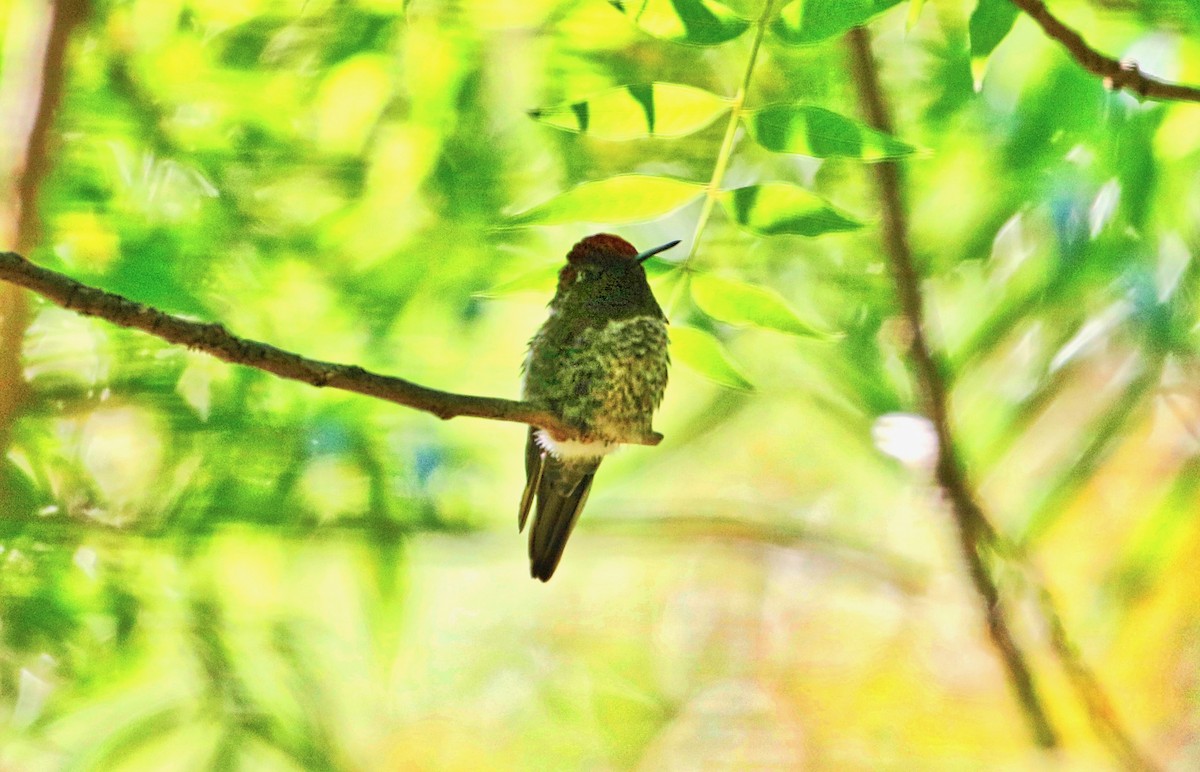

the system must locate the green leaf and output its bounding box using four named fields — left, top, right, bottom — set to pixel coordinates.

left=505, top=175, right=706, bottom=226
left=669, top=325, right=753, bottom=390
left=969, top=0, right=1019, bottom=58
left=771, top=0, right=904, bottom=45
left=720, top=183, right=862, bottom=236
left=744, top=104, right=916, bottom=160
left=691, top=273, right=831, bottom=337
left=473, top=263, right=560, bottom=297
left=529, top=83, right=731, bottom=140
left=610, top=0, right=751, bottom=45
